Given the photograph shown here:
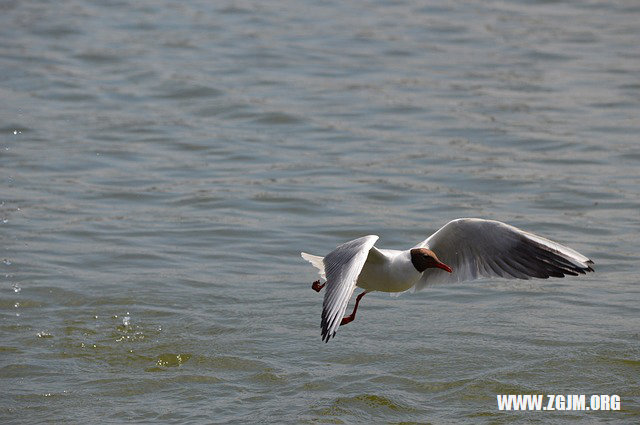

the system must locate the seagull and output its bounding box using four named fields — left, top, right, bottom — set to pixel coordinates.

left=301, top=218, right=594, bottom=342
